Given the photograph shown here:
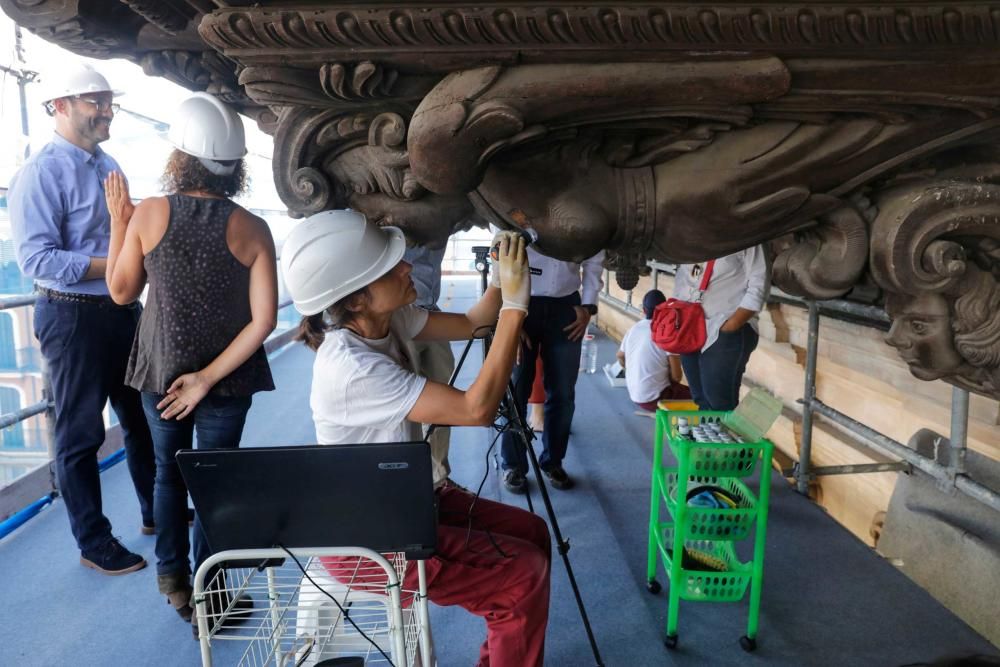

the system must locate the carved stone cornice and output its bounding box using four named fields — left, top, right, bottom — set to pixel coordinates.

left=200, top=4, right=1000, bottom=67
